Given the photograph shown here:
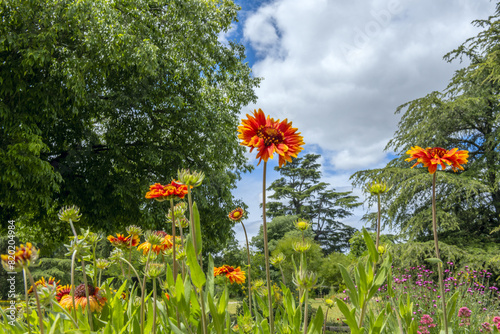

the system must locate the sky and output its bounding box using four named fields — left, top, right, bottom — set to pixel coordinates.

left=227, top=0, right=498, bottom=245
